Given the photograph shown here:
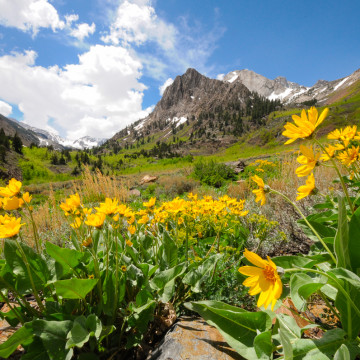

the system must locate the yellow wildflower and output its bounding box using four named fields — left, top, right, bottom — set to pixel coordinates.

left=337, top=146, right=359, bottom=167
left=238, top=249, right=282, bottom=311
left=282, top=107, right=329, bottom=144
left=252, top=175, right=267, bottom=206
left=138, top=215, right=149, bottom=224
left=60, top=193, right=81, bottom=215
left=296, top=173, right=315, bottom=201
left=255, top=168, right=265, bottom=172
left=96, top=197, right=119, bottom=215
left=88, top=274, right=94, bottom=279
left=328, top=125, right=357, bottom=147
left=128, top=225, right=136, bottom=235
left=143, top=197, right=156, bottom=208
left=295, top=145, right=320, bottom=177
left=2, top=197, right=24, bottom=211
left=82, top=237, right=93, bottom=247
left=126, top=240, right=133, bottom=247
left=0, top=178, right=22, bottom=198
left=22, top=192, right=32, bottom=203
left=121, top=265, right=127, bottom=272
left=82, top=207, right=93, bottom=215
left=85, top=212, right=106, bottom=228
left=320, top=143, right=344, bottom=162
left=70, top=217, right=82, bottom=229
left=0, top=216, right=23, bottom=238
